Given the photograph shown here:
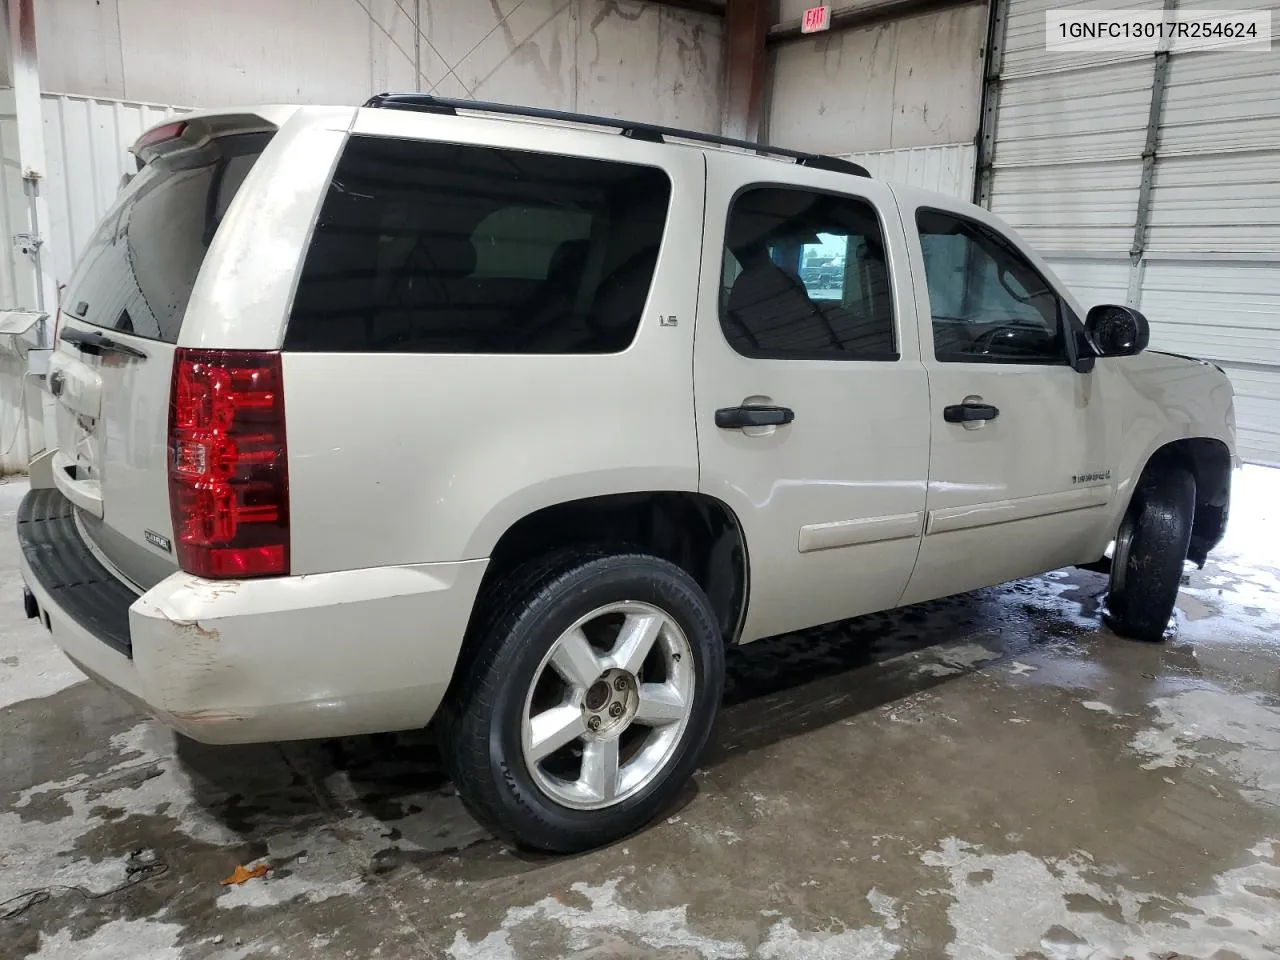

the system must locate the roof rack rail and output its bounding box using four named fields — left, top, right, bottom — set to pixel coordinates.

left=363, top=93, right=871, bottom=179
